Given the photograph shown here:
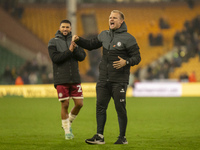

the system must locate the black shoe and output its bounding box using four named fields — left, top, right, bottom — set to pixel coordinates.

left=85, top=134, right=105, bottom=144
left=114, top=136, right=128, bottom=144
